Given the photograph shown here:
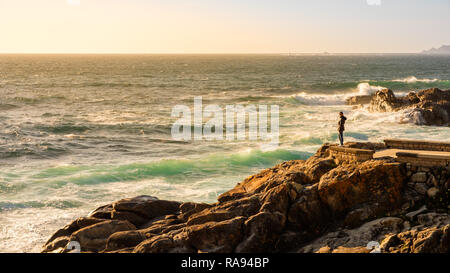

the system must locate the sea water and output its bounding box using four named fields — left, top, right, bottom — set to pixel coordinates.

left=0, top=54, right=449, bottom=252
